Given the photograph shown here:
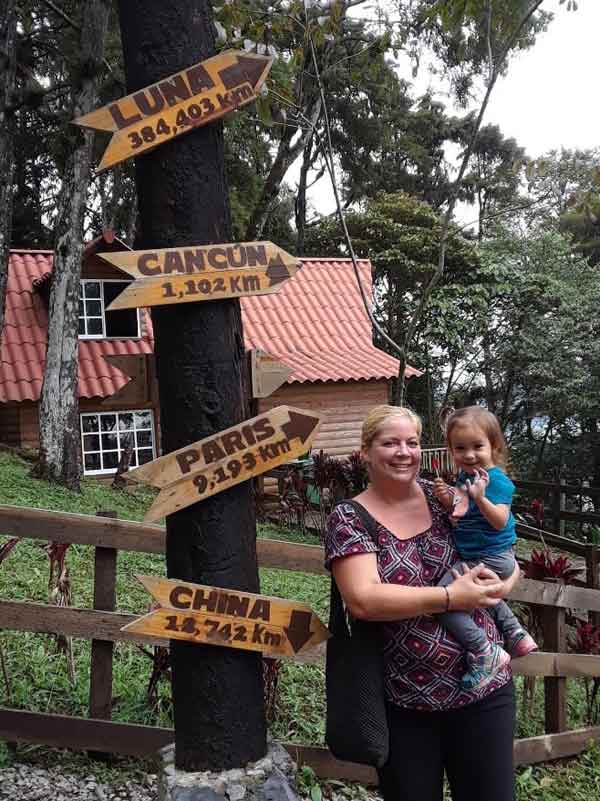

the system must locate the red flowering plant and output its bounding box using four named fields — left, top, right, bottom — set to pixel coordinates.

left=520, top=548, right=582, bottom=584
left=570, top=622, right=600, bottom=724
left=518, top=549, right=583, bottom=656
